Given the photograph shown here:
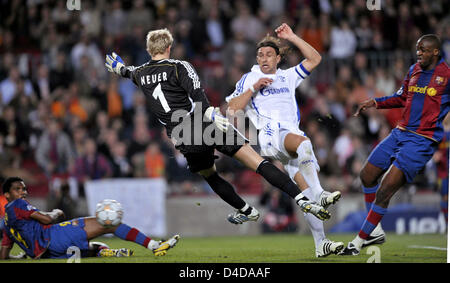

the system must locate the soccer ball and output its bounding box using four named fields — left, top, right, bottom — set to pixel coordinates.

left=95, top=199, right=124, bottom=227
